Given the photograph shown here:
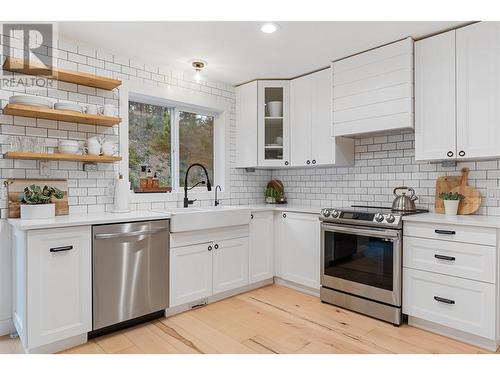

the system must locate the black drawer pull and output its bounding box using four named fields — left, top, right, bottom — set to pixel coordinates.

left=434, top=296, right=455, bottom=305
left=434, top=254, right=456, bottom=261
left=50, top=245, right=73, bottom=253
left=214, top=244, right=219, bottom=250
left=208, top=245, right=212, bottom=251
left=434, top=229, right=456, bottom=235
